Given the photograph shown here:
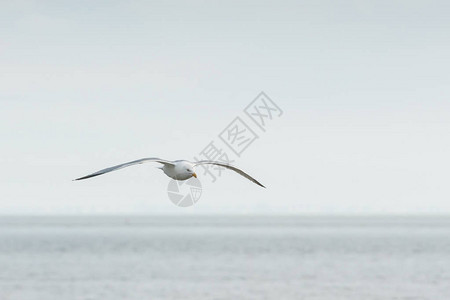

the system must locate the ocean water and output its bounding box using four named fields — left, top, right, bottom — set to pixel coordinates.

left=0, top=216, right=449, bottom=300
